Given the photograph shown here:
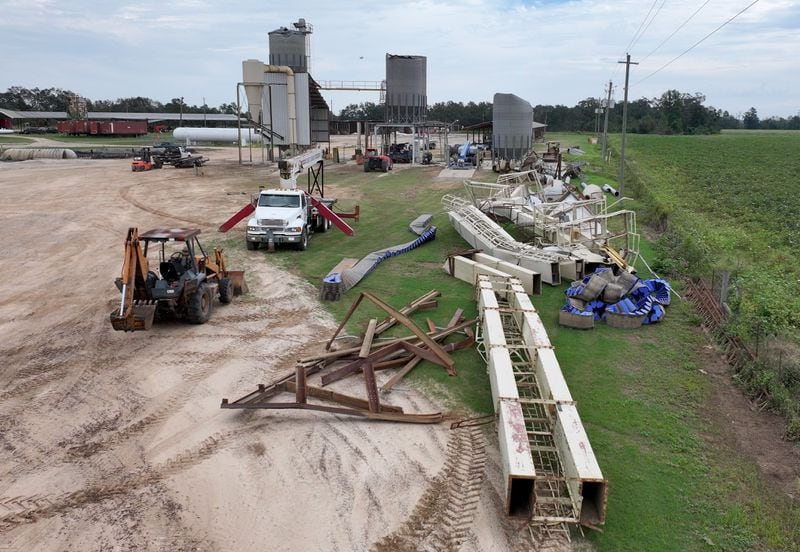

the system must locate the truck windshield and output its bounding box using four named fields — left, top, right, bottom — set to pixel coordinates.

left=259, top=194, right=300, bottom=208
